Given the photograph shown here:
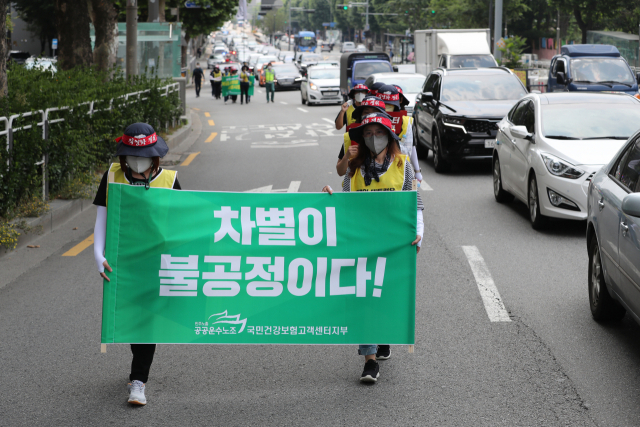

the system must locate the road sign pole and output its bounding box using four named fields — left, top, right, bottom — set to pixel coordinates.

left=126, top=0, right=138, bottom=77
